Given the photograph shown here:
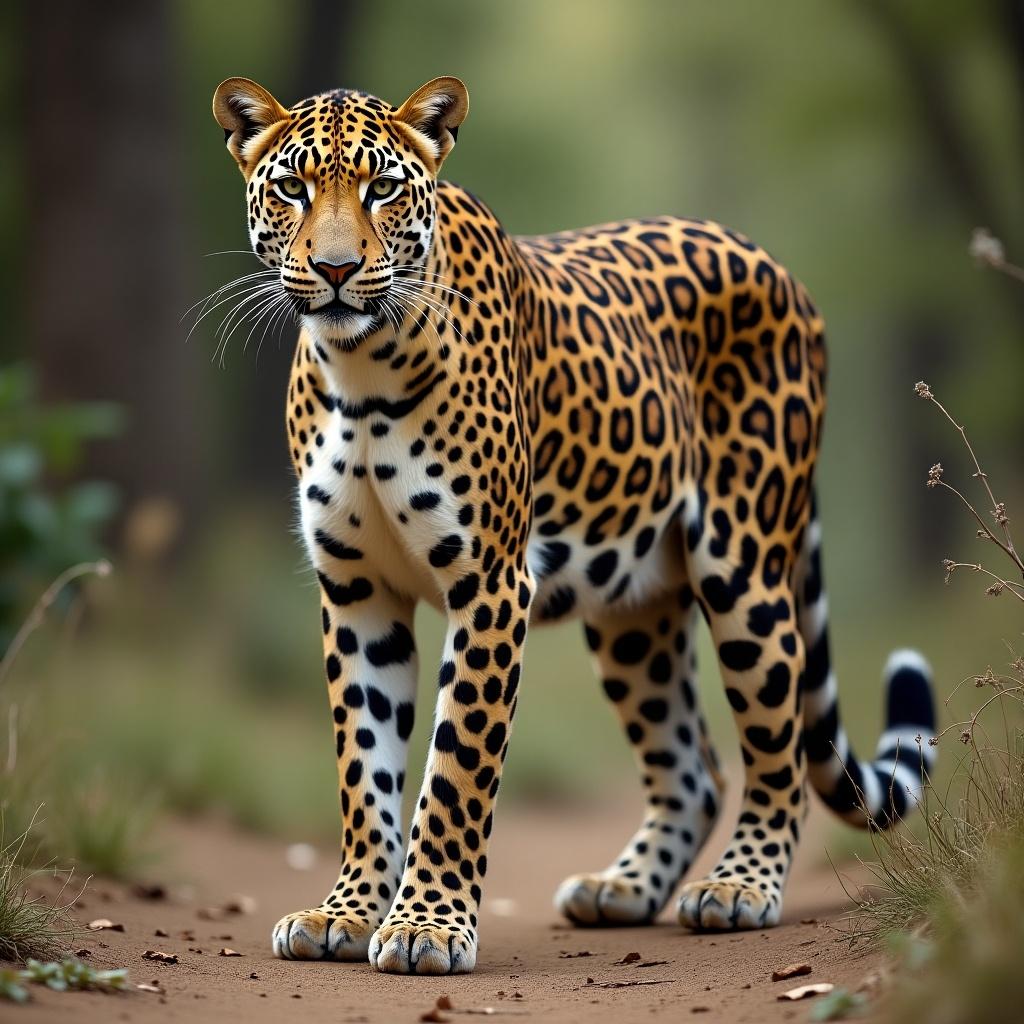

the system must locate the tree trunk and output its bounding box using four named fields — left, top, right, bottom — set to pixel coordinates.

left=25, top=0, right=206, bottom=550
